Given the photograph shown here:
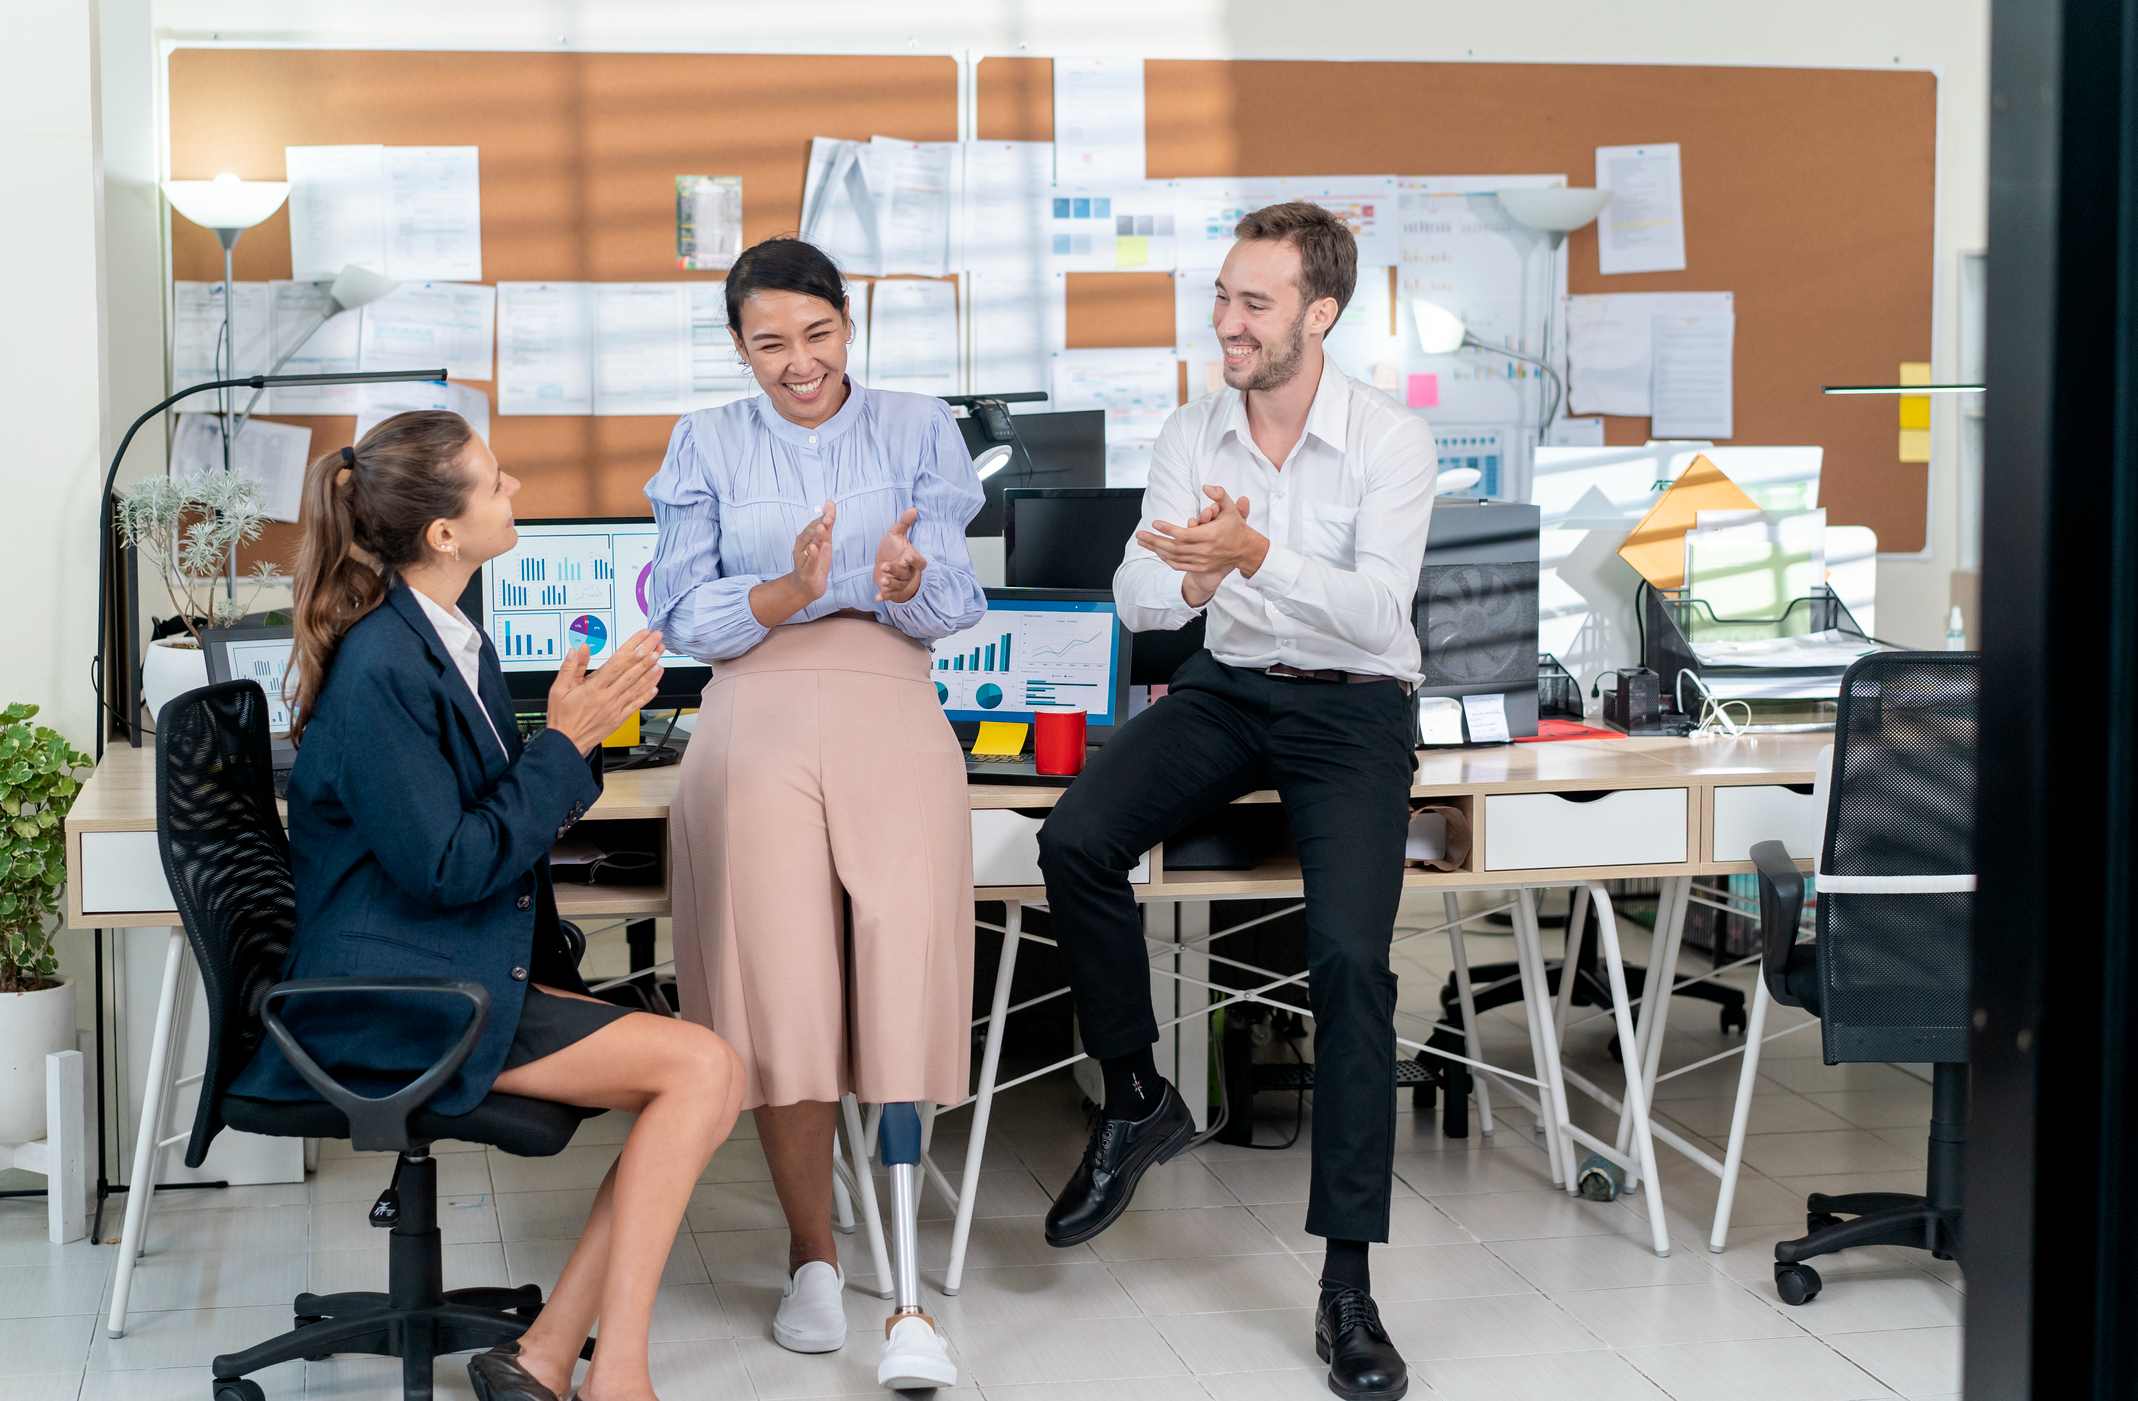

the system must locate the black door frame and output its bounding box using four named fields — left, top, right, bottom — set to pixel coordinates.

left=1972, top=1, right=2137, bottom=1394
